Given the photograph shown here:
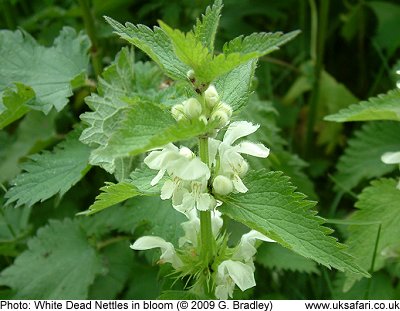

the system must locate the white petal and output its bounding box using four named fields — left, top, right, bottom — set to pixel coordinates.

left=196, top=193, right=214, bottom=211
left=223, top=121, right=260, bottom=145
left=179, top=216, right=200, bottom=247
left=208, top=138, right=221, bottom=165
left=177, top=192, right=196, bottom=214
left=234, top=230, right=275, bottom=261
left=232, top=174, right=248, bottom=193
left=235, top=141, right=270, bottom=158
left=211, top=210, right=224, bottom=237
left=160, top=180, right=175, bottom=200
left=144, top=144, right=179, bottom=169
left=131, top=236, right=182, bottom=269
left=131, top=236, right=170, bottom=251
left=151, top=169, right=166, bottom=186
left=215, top=284, right=232, bottom=300
left=169, top=157, right=210, bottom=180
left=218, top=260, right=256, bottom=292
left=381, top=151, right=400, bottom=164
left=397, top=81, right=400, bottom=89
